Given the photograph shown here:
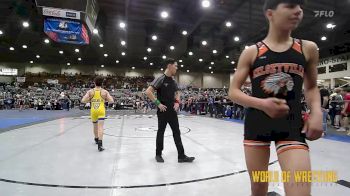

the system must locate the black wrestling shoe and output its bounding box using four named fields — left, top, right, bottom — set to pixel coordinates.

left=97, top=140, right=104, bottom=151
left=98, top=146, right=105, bottom=152
left=155, top=155, right=164, bottom=163
left=178, top=155, right=195, bottom=163
left=94, top=138, right=98, bottom=144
